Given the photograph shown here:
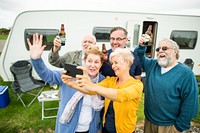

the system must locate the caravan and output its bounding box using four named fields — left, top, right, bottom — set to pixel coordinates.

left=0, top=10, right=200, bottom=81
